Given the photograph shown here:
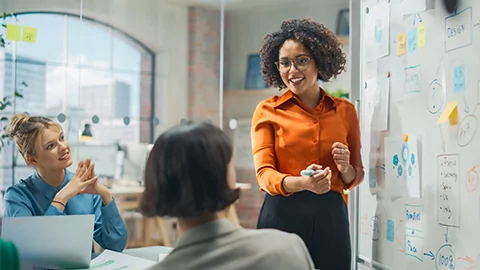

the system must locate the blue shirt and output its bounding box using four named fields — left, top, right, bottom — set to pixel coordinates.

left=3, top=170, right=128, bottom=252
